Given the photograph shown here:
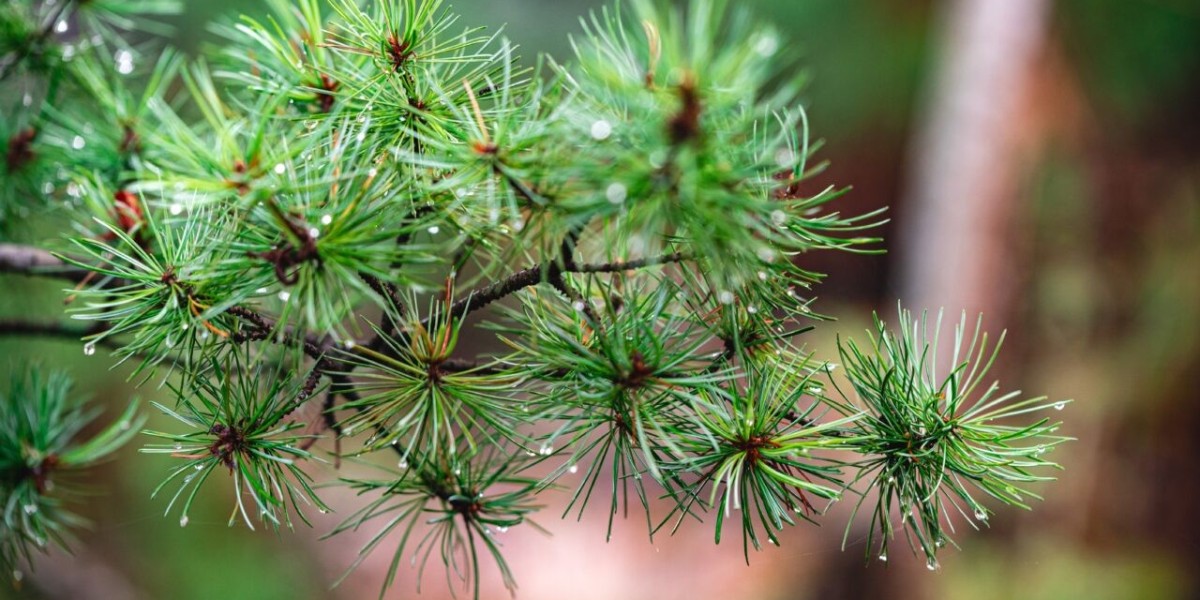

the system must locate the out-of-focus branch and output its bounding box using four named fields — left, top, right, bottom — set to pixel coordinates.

left=0, top=243, right=90, bottom=283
